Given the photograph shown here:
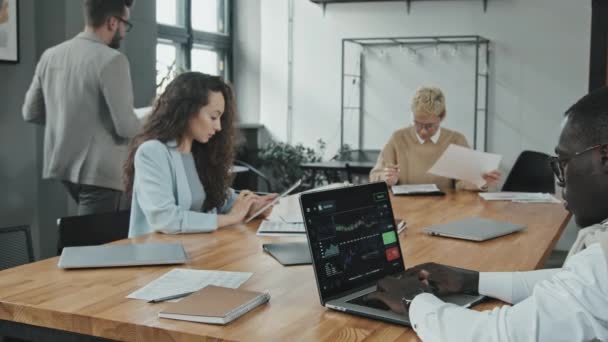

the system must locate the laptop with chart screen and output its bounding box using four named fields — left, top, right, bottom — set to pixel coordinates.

left=300, top=182, right=484, bottom=326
